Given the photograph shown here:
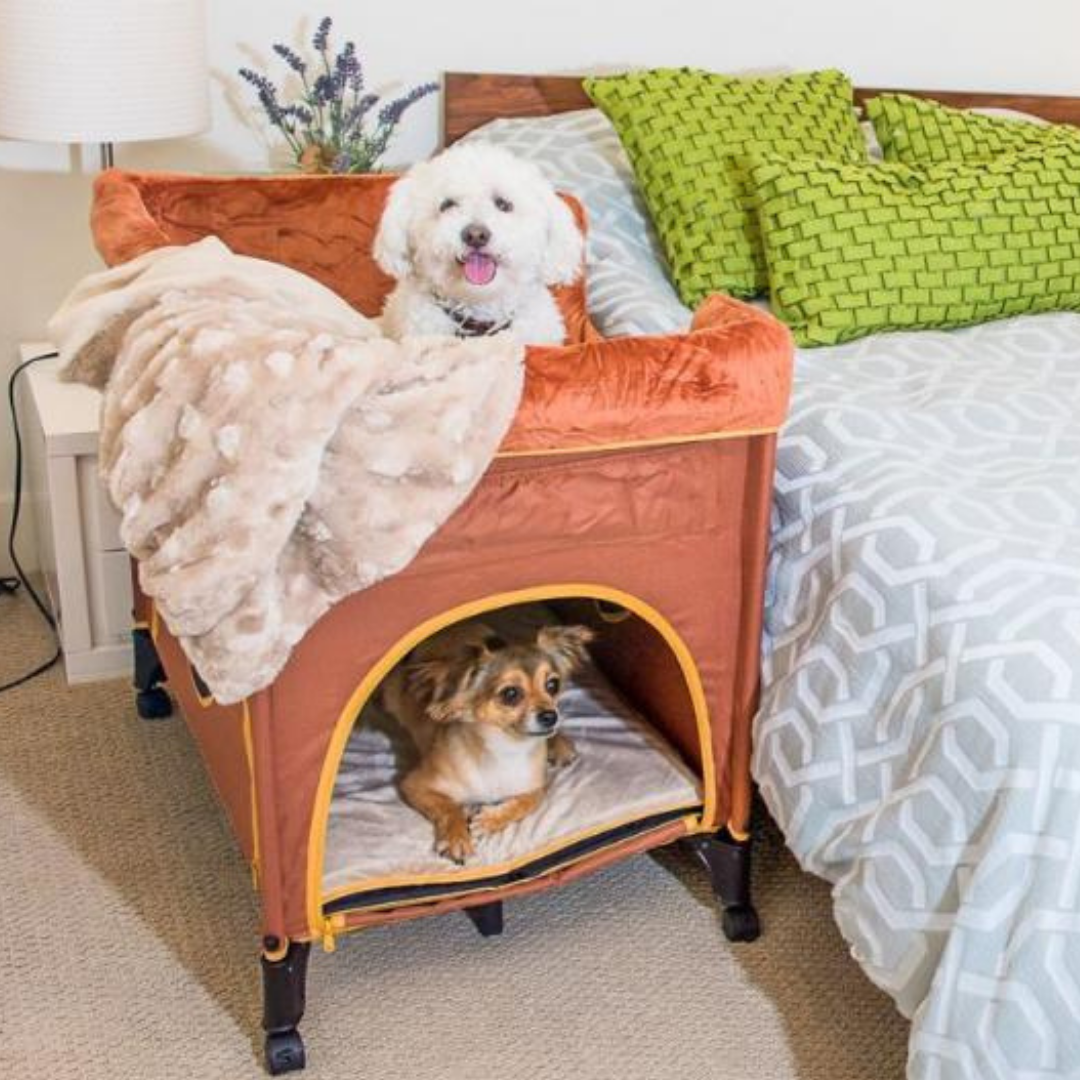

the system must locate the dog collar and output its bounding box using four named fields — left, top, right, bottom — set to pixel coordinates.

left=436, top=300, right=512, bottom=339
